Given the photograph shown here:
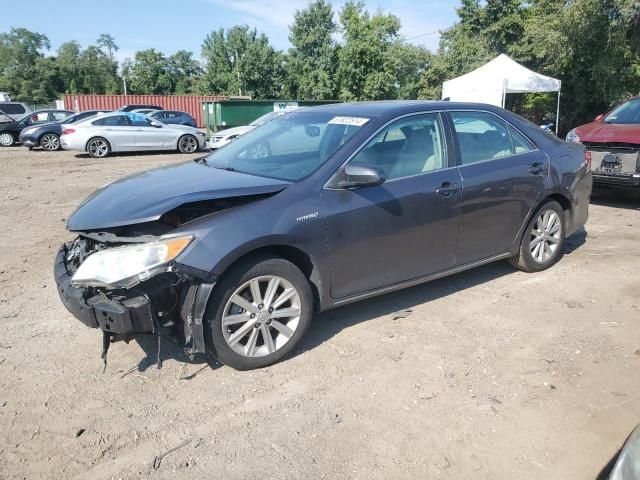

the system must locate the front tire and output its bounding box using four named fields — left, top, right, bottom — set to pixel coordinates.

left=206, top=256, right=313, bottom=370
left=178, top=134, right=198, bottom=153
left=0, top=132, right=15, bottom=147
left=40, top=133, right=60, bottom=151
left=86, top=137, right=111, bottom=158
left=510, top=200, right=565, bottom=272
